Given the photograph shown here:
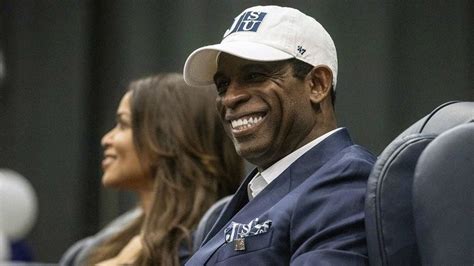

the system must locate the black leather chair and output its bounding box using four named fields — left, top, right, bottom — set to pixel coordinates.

left=364, top=101, right=473, bottom=265
left=413, top=123, right=473, bottom=265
